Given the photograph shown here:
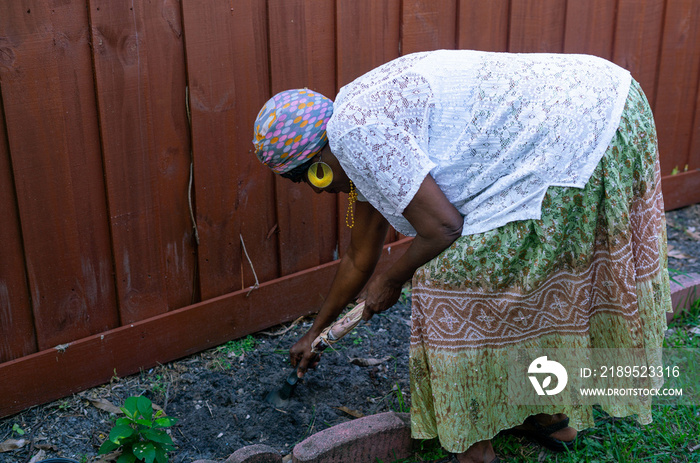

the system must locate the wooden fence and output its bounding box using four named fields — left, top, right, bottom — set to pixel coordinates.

left=1, top=0, right=699, bottom=417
